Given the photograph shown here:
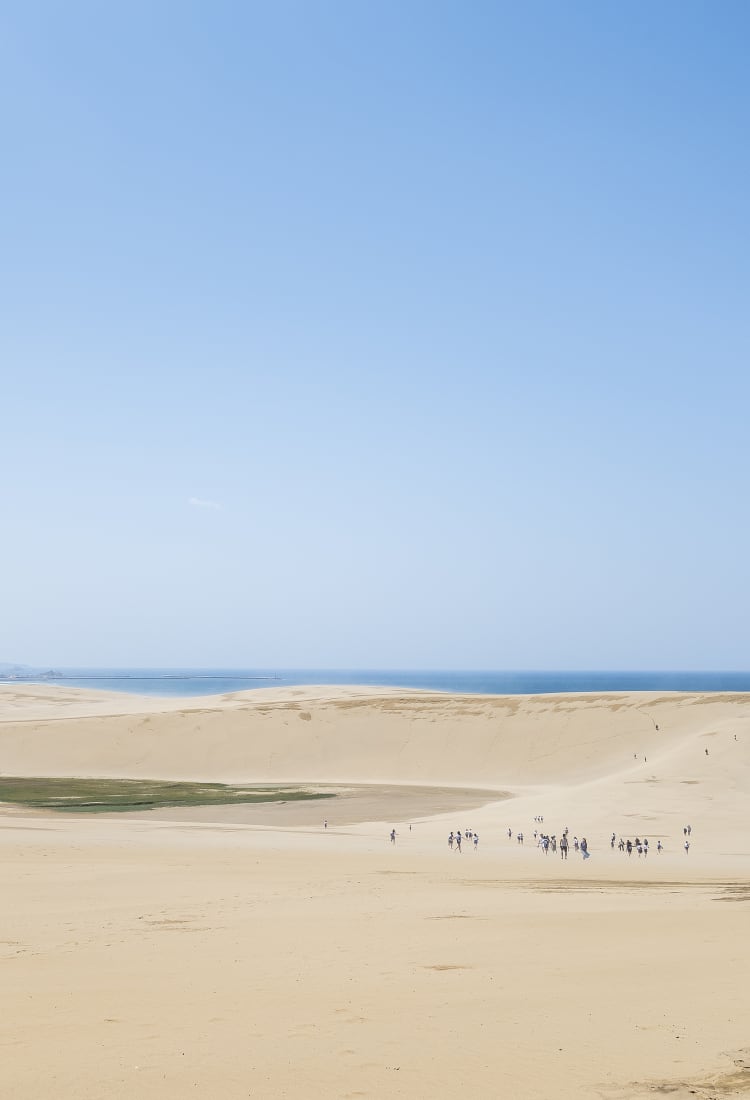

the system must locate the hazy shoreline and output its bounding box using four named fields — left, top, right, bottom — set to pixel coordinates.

left=5, top=666, right=750, bottom=699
